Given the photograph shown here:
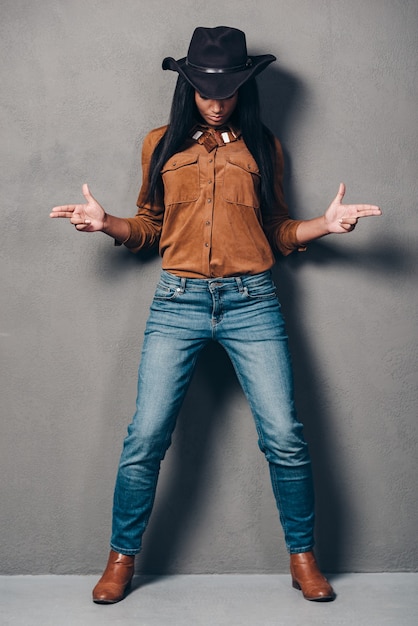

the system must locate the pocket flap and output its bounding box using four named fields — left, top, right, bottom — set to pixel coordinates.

left=161, top=154, right=199, bottom=174
left=226, top=155, right=260, bottom=176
